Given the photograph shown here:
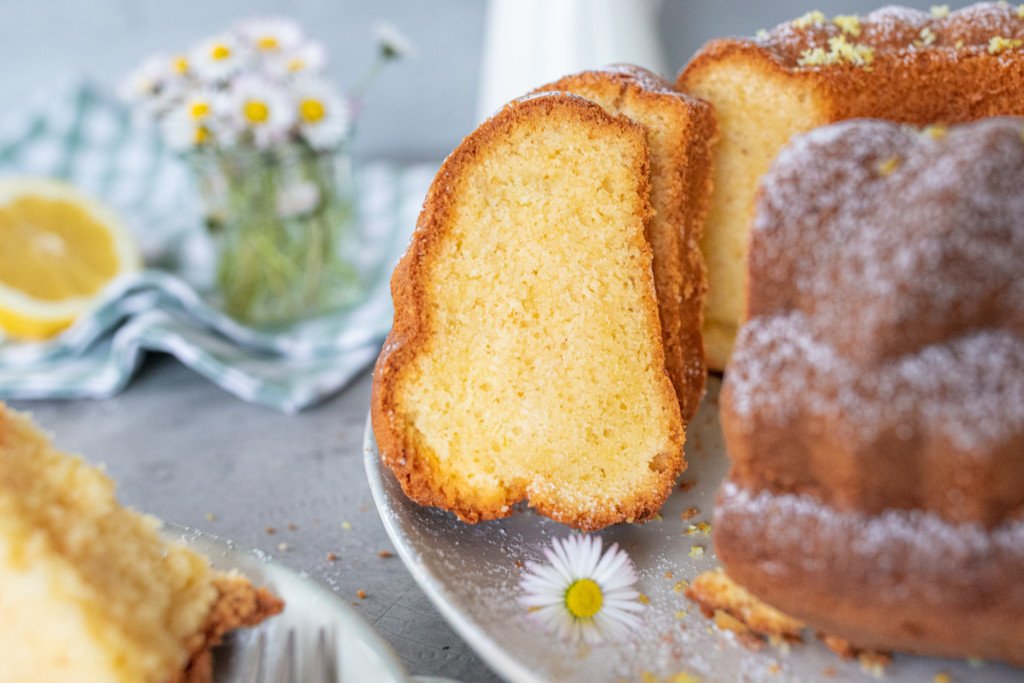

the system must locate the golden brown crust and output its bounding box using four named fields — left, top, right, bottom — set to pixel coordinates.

left=174, top=573, right=285, bottom=683
left=676, top=2, right=1024, bottom=371
left=533, top=66, right=718, bottom=423
left=372, top=92, right=684, bottom=530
